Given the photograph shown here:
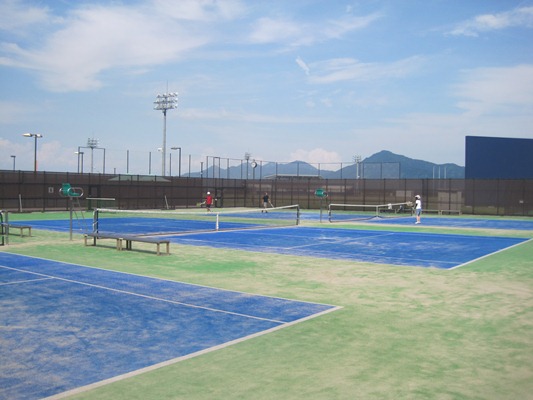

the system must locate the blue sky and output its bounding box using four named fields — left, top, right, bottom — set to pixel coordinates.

left=1, top=0, right=532, bottom=175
